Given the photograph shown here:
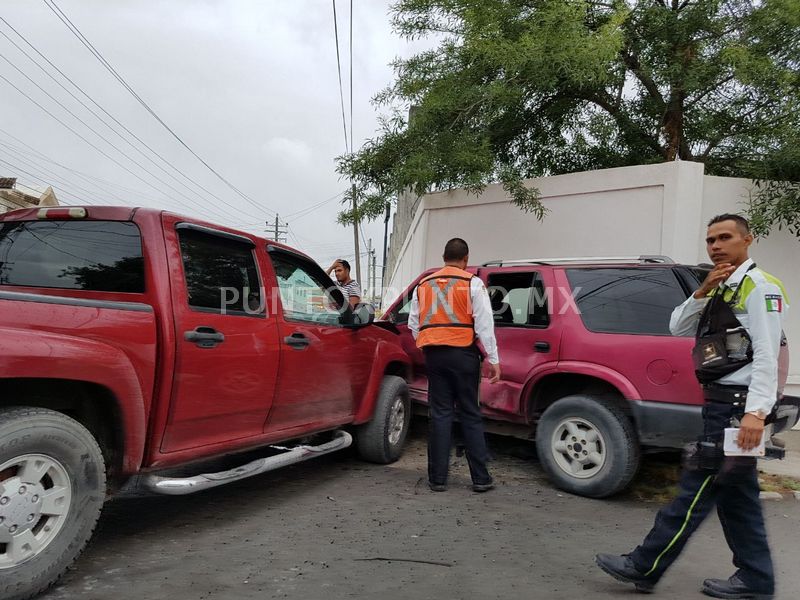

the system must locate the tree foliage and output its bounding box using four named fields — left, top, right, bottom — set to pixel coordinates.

left=336, top=0, right=800, bottom=236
